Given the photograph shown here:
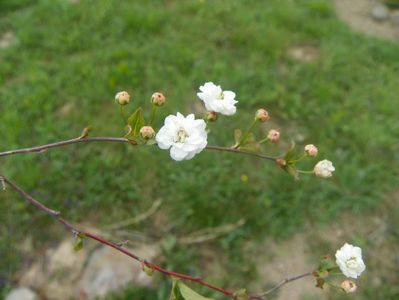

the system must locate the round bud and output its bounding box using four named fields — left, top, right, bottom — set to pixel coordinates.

left=255, top=109, right=270, bottom=122
left=267, top=129, right=280, bottom=143
left=275, top=158, right=287, bottom=168
left=341, top=280, right=357, bottom=293
left=115, top=91, right=130, bottom=105
left=206, top=111, right=218, bottom=122
left=304, top=144, right=318, bottom=157
left=140, top=126, right=155, bottom=140
left=151, top=92, right=166, bottom=106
